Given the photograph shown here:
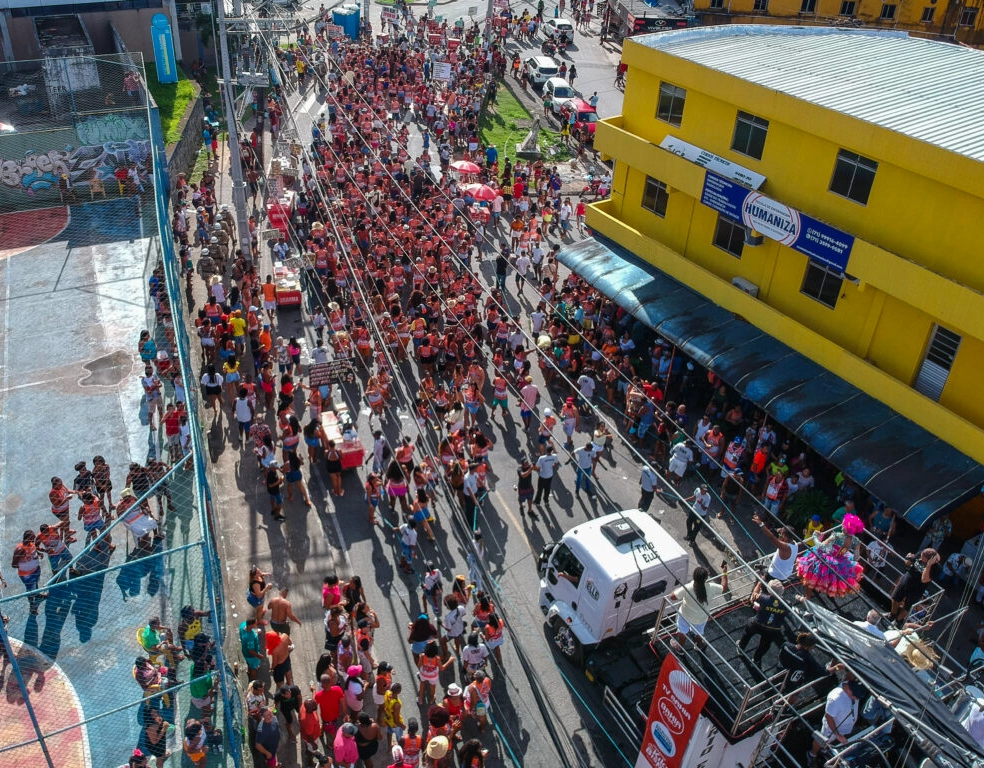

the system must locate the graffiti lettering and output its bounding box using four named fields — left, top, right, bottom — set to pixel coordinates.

left=0, top=150, right=69, bottom=195
left=75, top=112, right=149, bottom=145
left=0, top=139, right=151, bottom=198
